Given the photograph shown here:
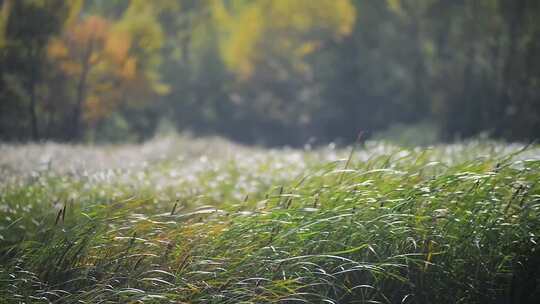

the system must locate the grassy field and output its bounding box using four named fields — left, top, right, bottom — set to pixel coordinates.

left=1, top=136, right=539, bottom=303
